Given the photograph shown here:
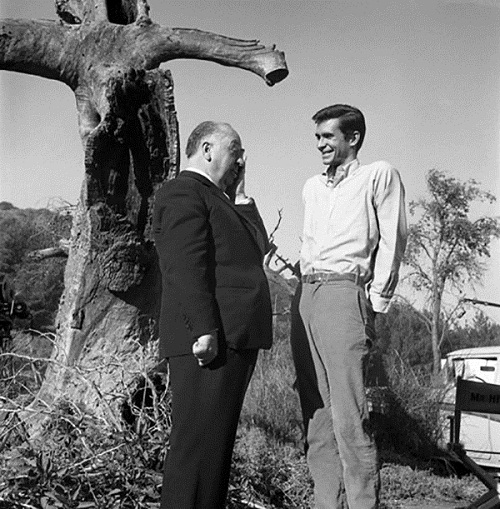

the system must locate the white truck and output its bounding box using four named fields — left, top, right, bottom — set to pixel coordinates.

left=440, top=345, right=500, bottom=469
